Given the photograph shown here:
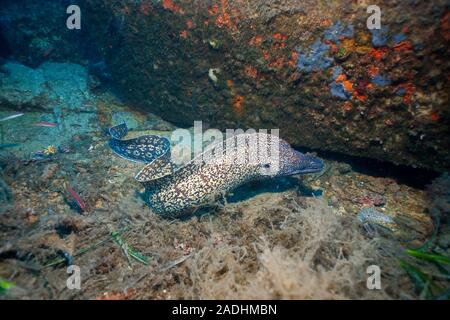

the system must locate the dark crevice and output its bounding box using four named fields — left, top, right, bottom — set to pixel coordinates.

left=0, top=27, right=12, bottom=58
left=298, top=146, right=440, bottom=189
